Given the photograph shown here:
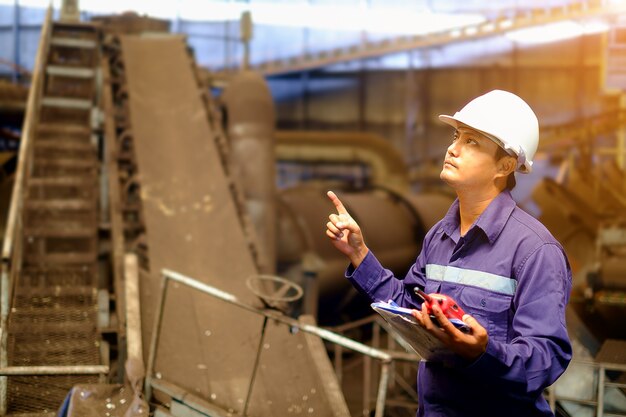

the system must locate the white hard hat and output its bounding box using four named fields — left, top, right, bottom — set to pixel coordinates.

left=438, top=89, right=539, bottom=173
